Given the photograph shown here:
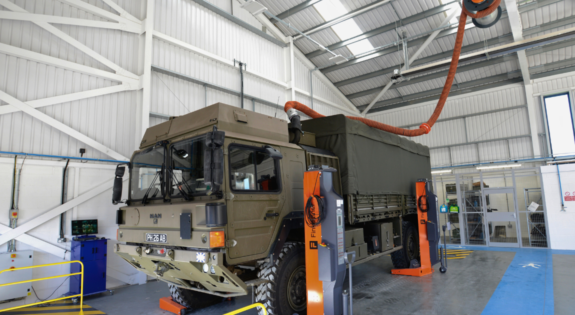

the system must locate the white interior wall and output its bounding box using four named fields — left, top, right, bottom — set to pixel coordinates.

left=542, top=163, right=575, bottom=250
left=0, top=158, right=136, bottom=309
